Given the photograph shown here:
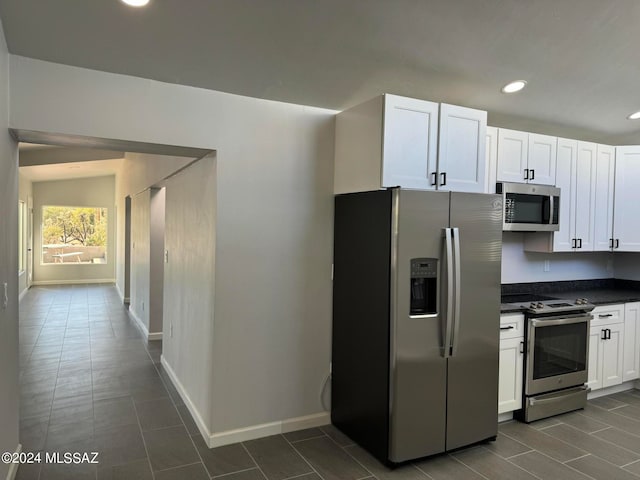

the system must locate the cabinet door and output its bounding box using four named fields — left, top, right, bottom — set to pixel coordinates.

left=587, top=327, right=603, bottom=391
left=527, top=134, right=557, bottom=185
left=382, top=94, right=439, bottom=190
left=624, top=302, right=640, bottom=382
left=485, top=126, right=498, bottom=194
left=574, top=142, right=597, bottom=251
left=553, top=138, right=577, bottom=252
left=498, top=337, right=524, bottom=414
left=438, top=104, right=487, bottom=193
left=602, top=323, right=624, bottom=388
left=593, top=145, right=615, bottom=251
left=497, top=129, right=529, bottom=183
left=613, top=146, right=640, bottom=251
